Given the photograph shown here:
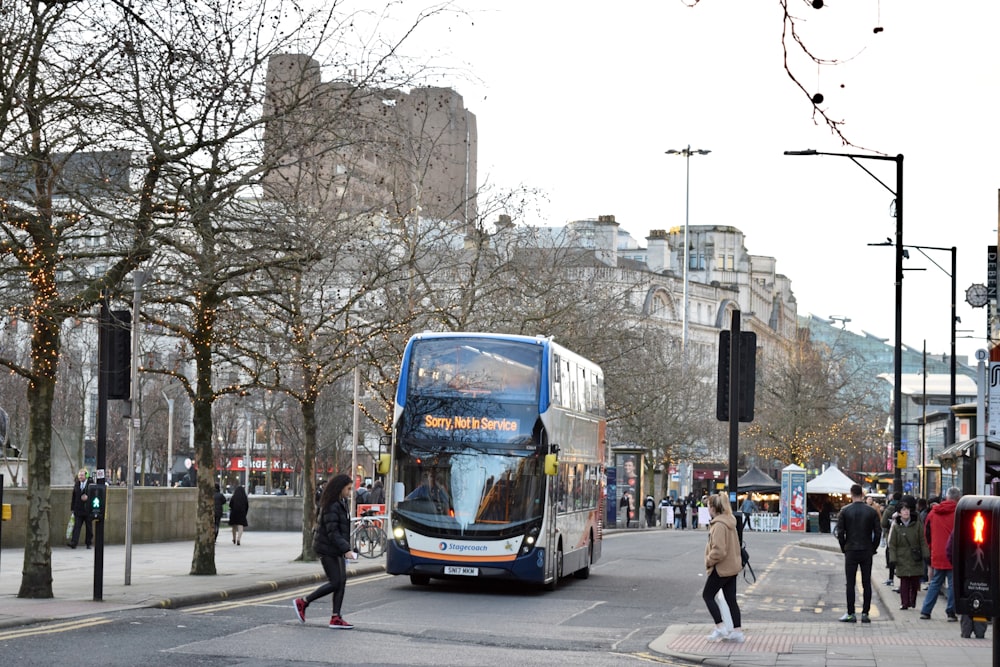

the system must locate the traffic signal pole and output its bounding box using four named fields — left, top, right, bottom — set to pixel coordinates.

left=94, top=298, right=110, bottom=600
left=728, top=310, right=741, bottom=514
